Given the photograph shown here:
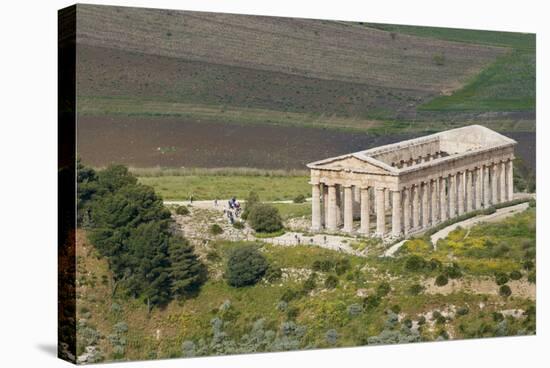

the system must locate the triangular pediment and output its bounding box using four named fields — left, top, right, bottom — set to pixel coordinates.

left=309, top=155, right=394, bottom=174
